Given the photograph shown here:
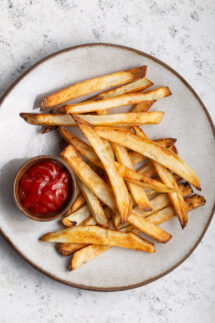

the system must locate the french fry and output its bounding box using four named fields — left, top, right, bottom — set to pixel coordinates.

left=73, top=116, right=133, bottom=221
left=61, top=145, right=117, bottom=211
left=111, top=142, right=151, bottom=210
left=92, top=78, right=153, bottom=101
left=65, top=194, right=85, bottom=215
left=146, top=194, right=205, bottom=225
left=81, top=216, right=97, bottom=226
left=138, top=162, right=156, bottom=177
left=133, top=126, right=188, bottom=228
left=20, top=112, right=164, bottom=127
left=65, top=87, right=171, bottom=114
left=77, top=179, right=109, bottom=227
left=40, top=225, right=155, bottom=253
left=128, top=211, right=172, bottom=243
left=129, top=138, right=176, bottom=165
left=95, top=127, right=201, bottom=190
left=70, top=245, right=110, bottom=270
left=131, top=100, right=156, bottom=112
left=69, top=194, right=205, bottom=269
left=41, top=65, right=147, bottom=109
left=57, top=243, right=87, bottom=256
left=62, top=205, right=90, bottom=227
left=115, top=162, right=174, bottom=193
